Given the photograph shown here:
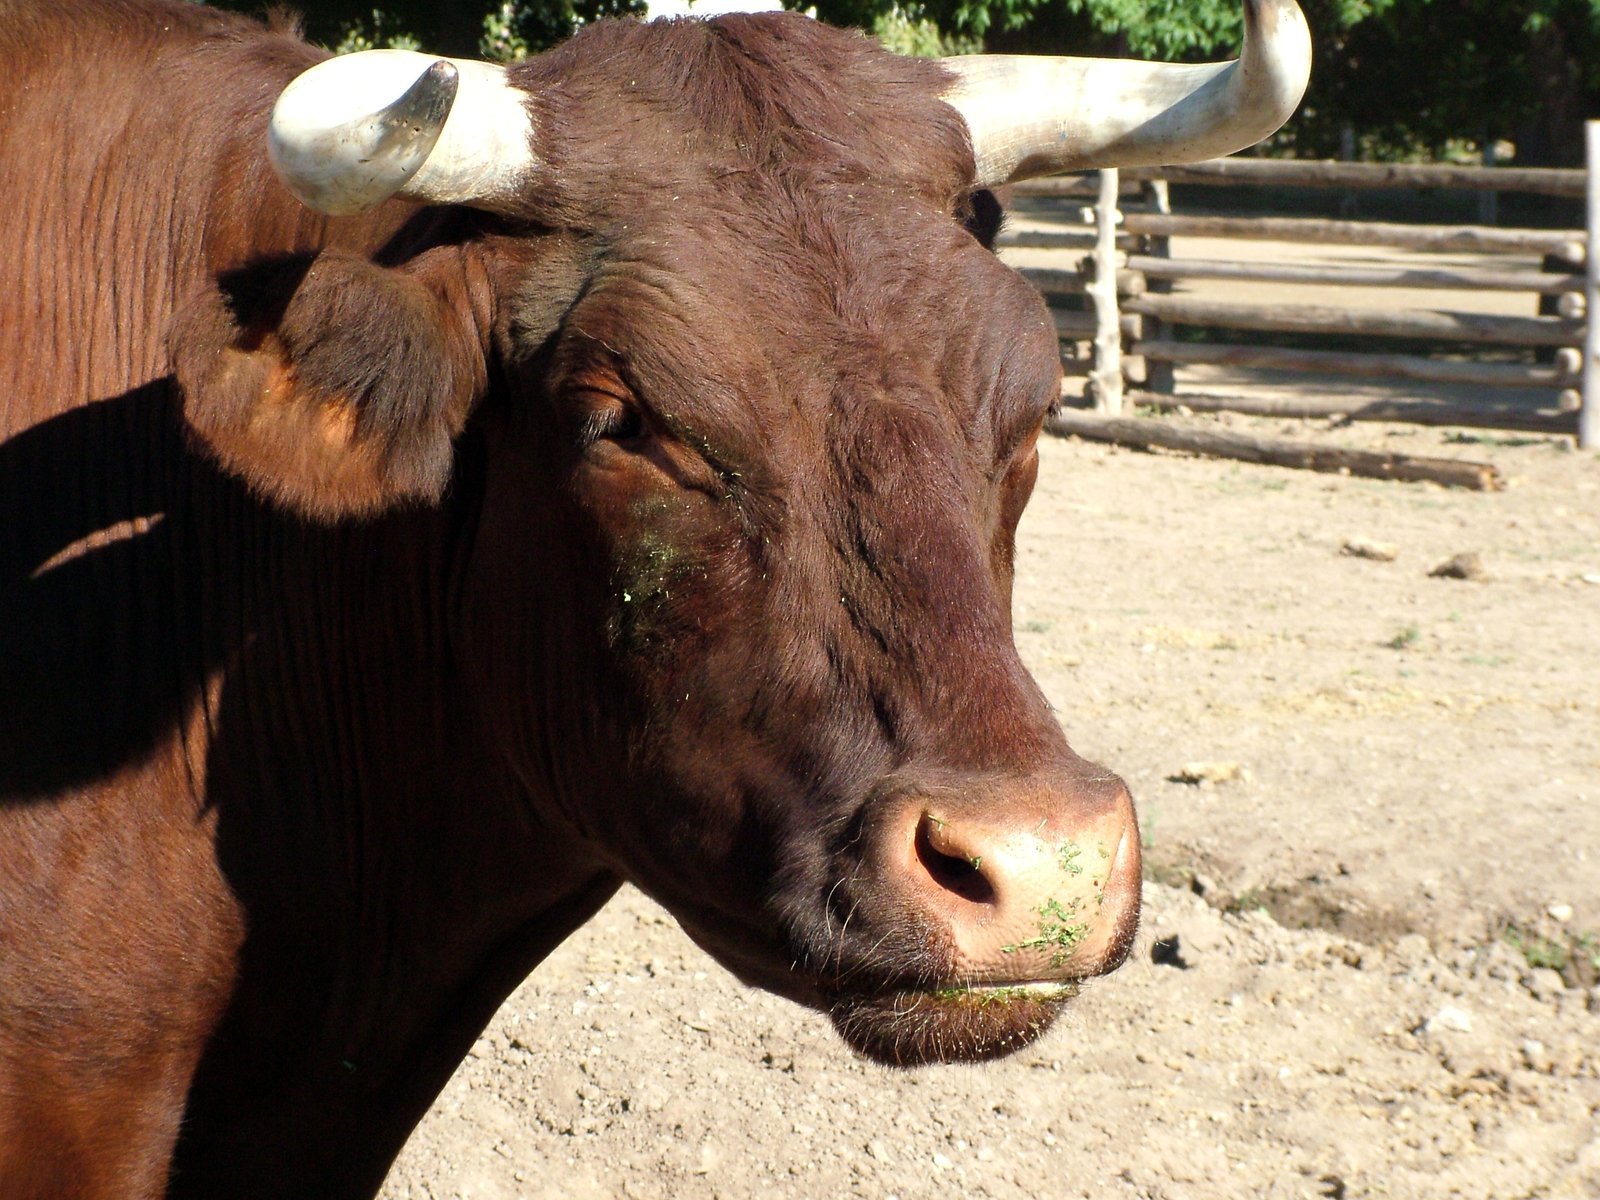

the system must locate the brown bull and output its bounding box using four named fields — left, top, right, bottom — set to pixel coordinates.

left=0, top=1, right=1309, bottom=1195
